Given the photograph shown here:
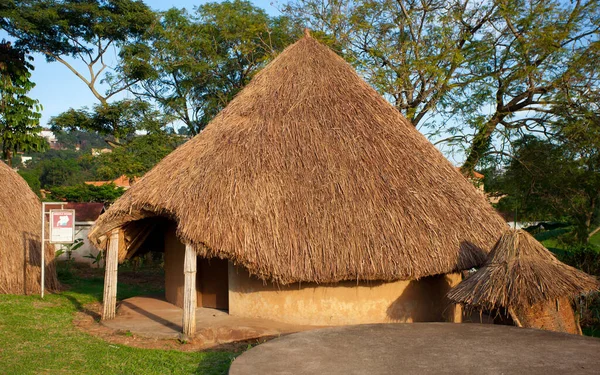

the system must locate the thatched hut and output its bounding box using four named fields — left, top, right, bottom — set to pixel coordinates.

left=447, top=229, right=599, bottom=334
left=89, top=32, right=507, bottom=335
left=0, top=161, right=58, bottom=294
